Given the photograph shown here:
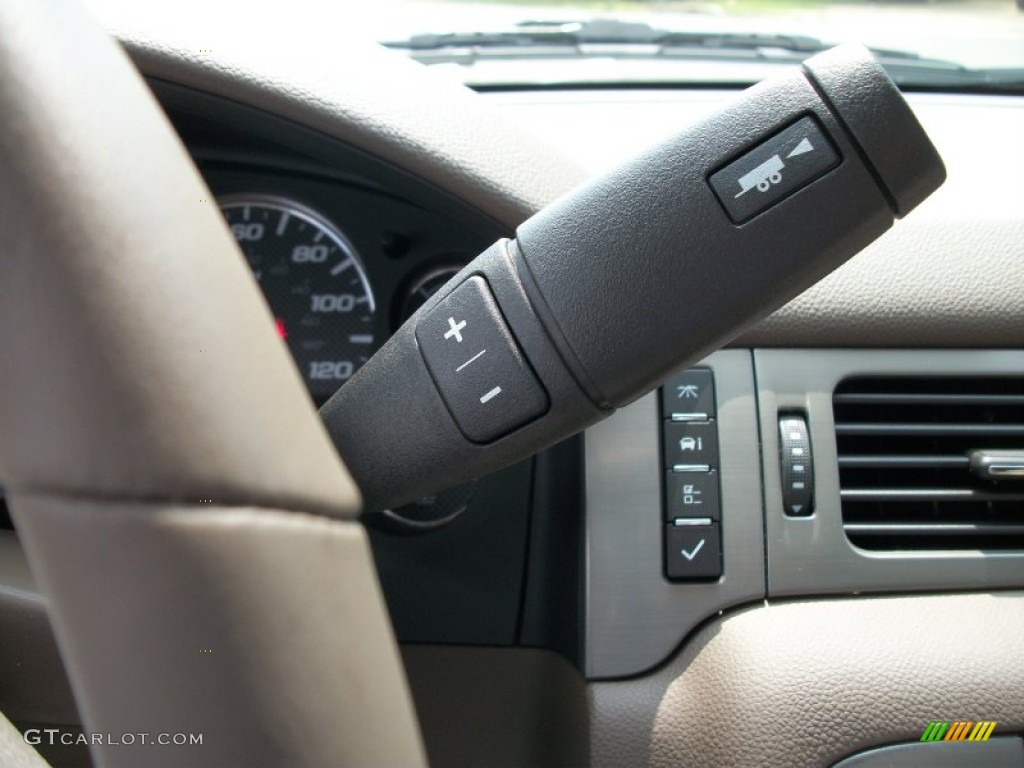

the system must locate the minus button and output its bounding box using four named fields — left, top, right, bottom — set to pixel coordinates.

left=480, top=386, right=502, bottom=404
